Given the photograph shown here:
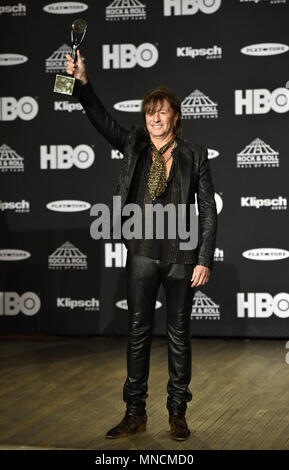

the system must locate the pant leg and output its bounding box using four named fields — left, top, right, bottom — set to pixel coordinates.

left=123, top=253, right=161, bottom=416
left=161, top=262, right=195, bottom=416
